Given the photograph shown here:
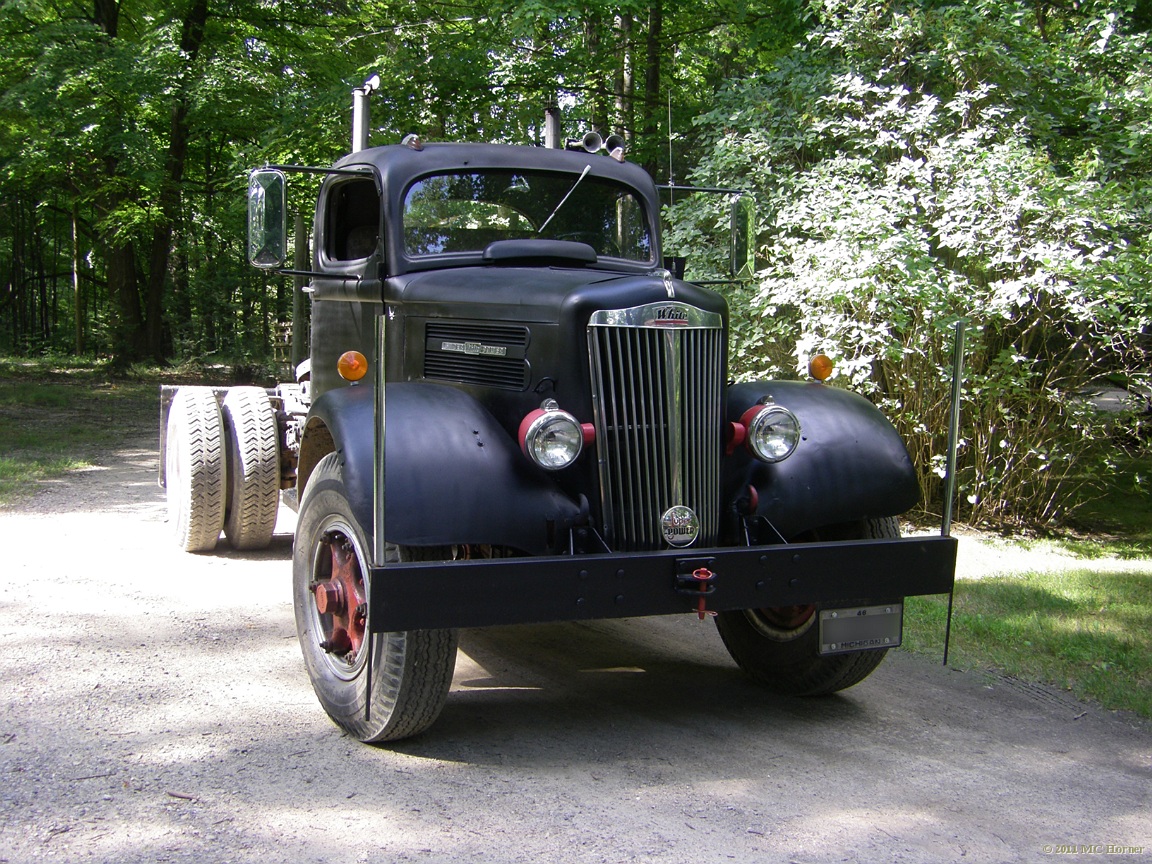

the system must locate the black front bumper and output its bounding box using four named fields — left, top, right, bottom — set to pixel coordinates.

left=369, top=535, right=956, bottom=631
